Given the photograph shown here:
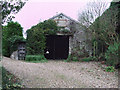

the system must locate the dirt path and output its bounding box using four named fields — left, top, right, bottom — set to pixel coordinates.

left=2, top=57, right=118, bottom=88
